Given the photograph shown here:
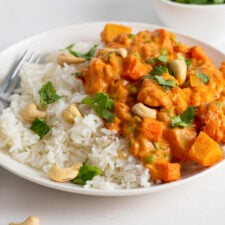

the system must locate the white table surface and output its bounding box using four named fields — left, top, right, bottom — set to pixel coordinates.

left=1, top=0, right=225, bottom=224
